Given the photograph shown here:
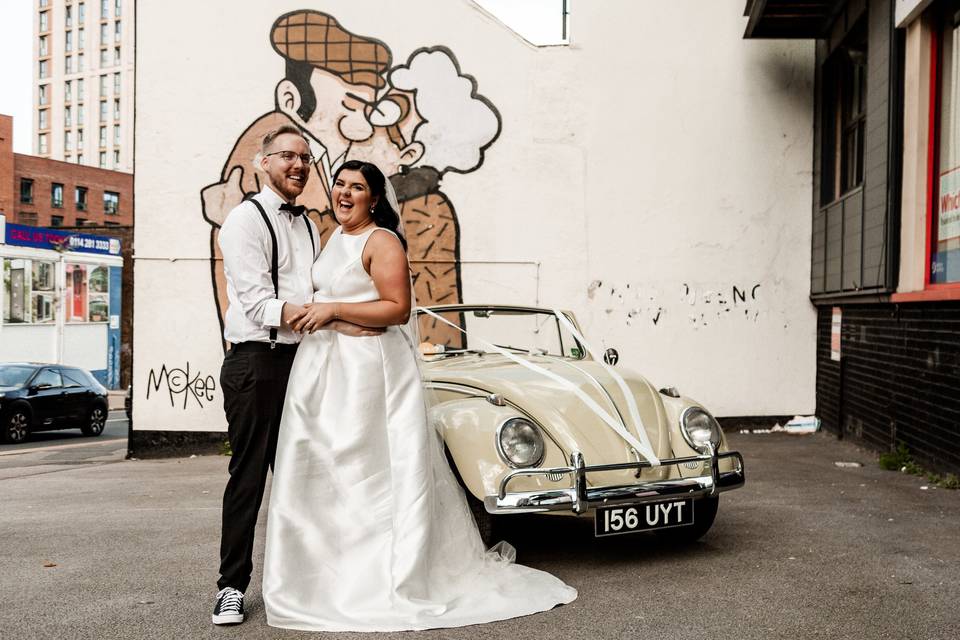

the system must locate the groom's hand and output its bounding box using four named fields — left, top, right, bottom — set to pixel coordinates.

left=281, top=303, right=308, bottom=330
left=327, top=320, right=385, bottom=337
